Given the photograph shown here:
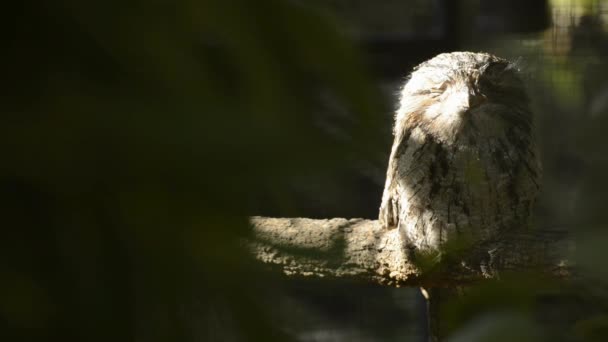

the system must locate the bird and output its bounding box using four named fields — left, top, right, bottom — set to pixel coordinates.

left=379, top=52, right=541, bottom=264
